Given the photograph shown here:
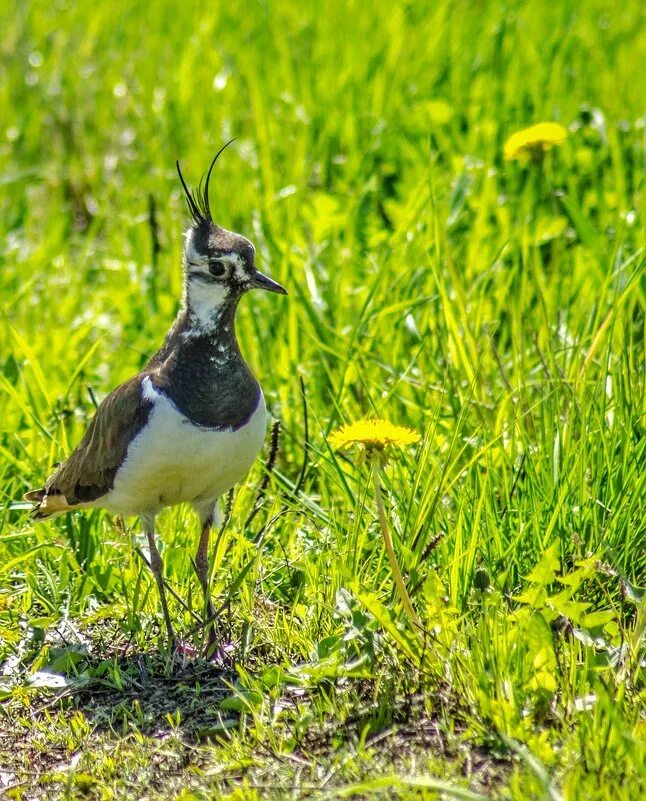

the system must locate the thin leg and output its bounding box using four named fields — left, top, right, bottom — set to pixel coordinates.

left=143, top=514, right=175, bottom=645
left=194, top=503, right=217, bottom=651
